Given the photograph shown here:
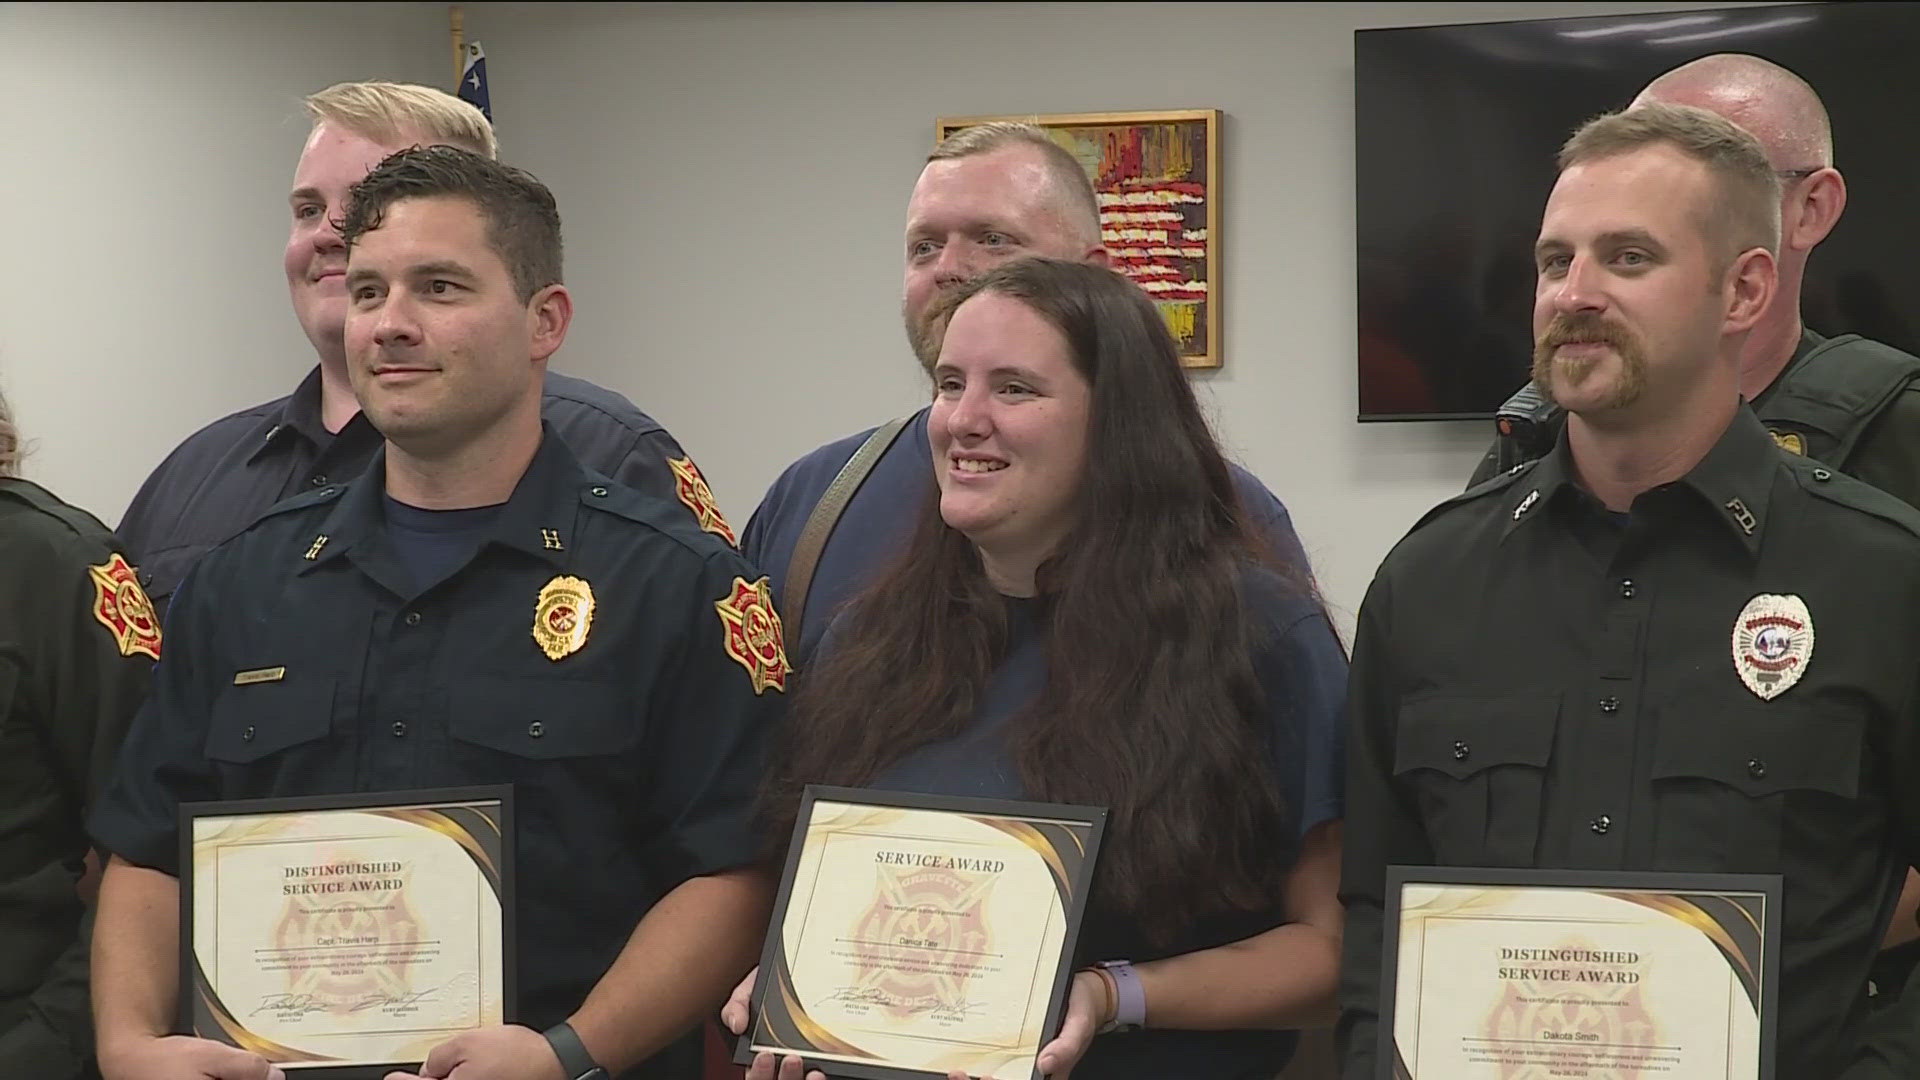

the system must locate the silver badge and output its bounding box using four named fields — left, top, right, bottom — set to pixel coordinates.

left=1732, top=594, right=1813, bottom=700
